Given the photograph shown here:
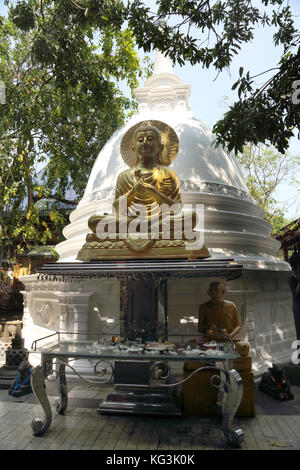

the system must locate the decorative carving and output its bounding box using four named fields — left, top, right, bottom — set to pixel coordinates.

left=37, top=303, right=52, bottom=327
left=179, top=180, right=254, bottom=202
left=82, top=180, right=254, bottom=206
left=33, top=300, right=59, bottom=330
left=125, top=236, right=153, bottom=252
left=36, top=259, right=243, bottom=283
